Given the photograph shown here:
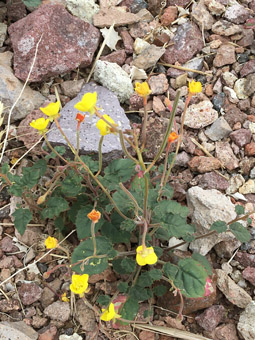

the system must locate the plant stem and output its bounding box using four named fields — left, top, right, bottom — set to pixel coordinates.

left=43, top=134, right=68, bottom=164
left=76, top=128, right=80, bottom=162
left=91, top=221, right=97, bottom=256
left=95, top=136, right=104, bottom=177
left=141, top=96, right=148, bottom=152
left=118, top=130, right=138, bottom=164
left=54, top=118, right=76, bottom=155
left=141, top=218, right=148, bottom=248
